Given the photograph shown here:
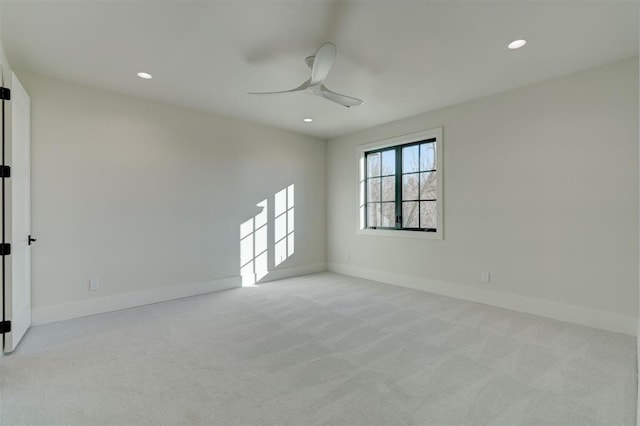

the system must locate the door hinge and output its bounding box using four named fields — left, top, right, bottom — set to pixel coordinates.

left=0, top=243, right=10, bottom=256
left=0, top=165, right=10, bottom=178
left=0, top=321, right=10, bottom=334
left=0, top=87, right=10, bottom=101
